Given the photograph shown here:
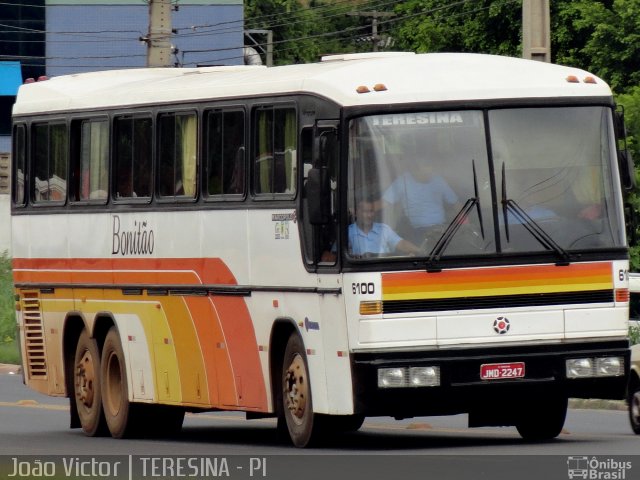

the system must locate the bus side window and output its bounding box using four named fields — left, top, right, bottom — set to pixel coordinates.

left=205, top=109, right=245, bottom=198
left=70, top=119, right=109, bottom=202
left=253, top=106, right=296, bottom=197
left=12, top=124, right=26, bottom=206
left=158, top=112, right=197, bottom=199
left=31, top=122, right=68, bottom=203
left=113, top=116, right=152, bottom=200
left=300, top=124, right=339, bottom=266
